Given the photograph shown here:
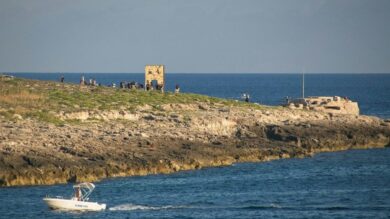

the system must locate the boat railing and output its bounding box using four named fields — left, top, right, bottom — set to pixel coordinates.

left=45, top=195, right=66, bottom=199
